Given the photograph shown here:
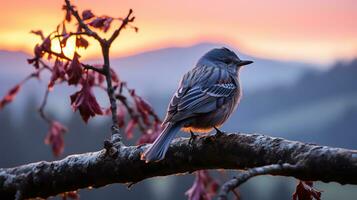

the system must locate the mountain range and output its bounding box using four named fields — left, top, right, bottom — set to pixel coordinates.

left=0, top=43, right=318, bottom=97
